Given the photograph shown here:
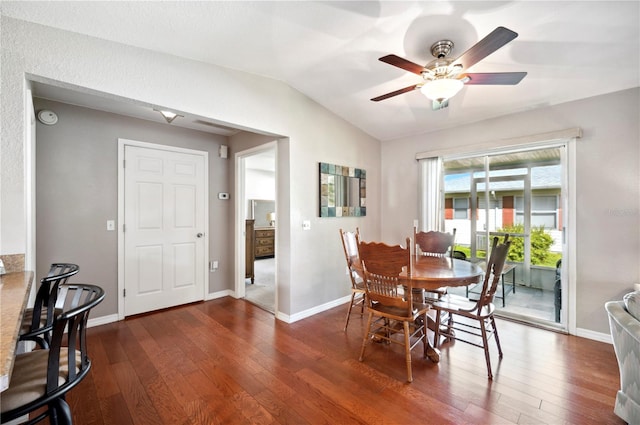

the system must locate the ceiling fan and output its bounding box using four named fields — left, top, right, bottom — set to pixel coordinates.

left=371, top=26, right=527, bottom=110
